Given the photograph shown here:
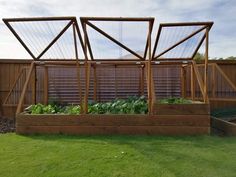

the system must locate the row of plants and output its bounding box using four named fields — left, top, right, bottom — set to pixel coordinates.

left=25, top=97, right=194, bottom=115
left=25, top=96, right=148, bottom=115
